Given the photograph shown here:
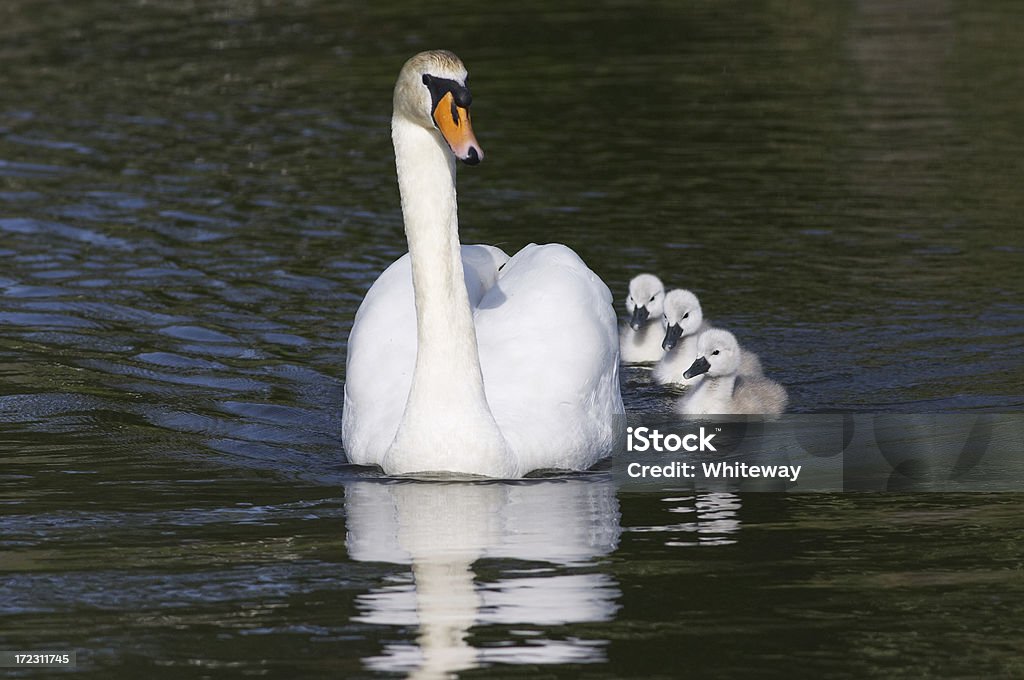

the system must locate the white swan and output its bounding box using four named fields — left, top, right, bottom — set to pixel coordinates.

left=342, top=50, right=623, bottom=477
left=653, top=289, right=763, bottom=385
left=676, top=329, right=787, bottom=416
left=619, top=273, right=666, bottom=363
